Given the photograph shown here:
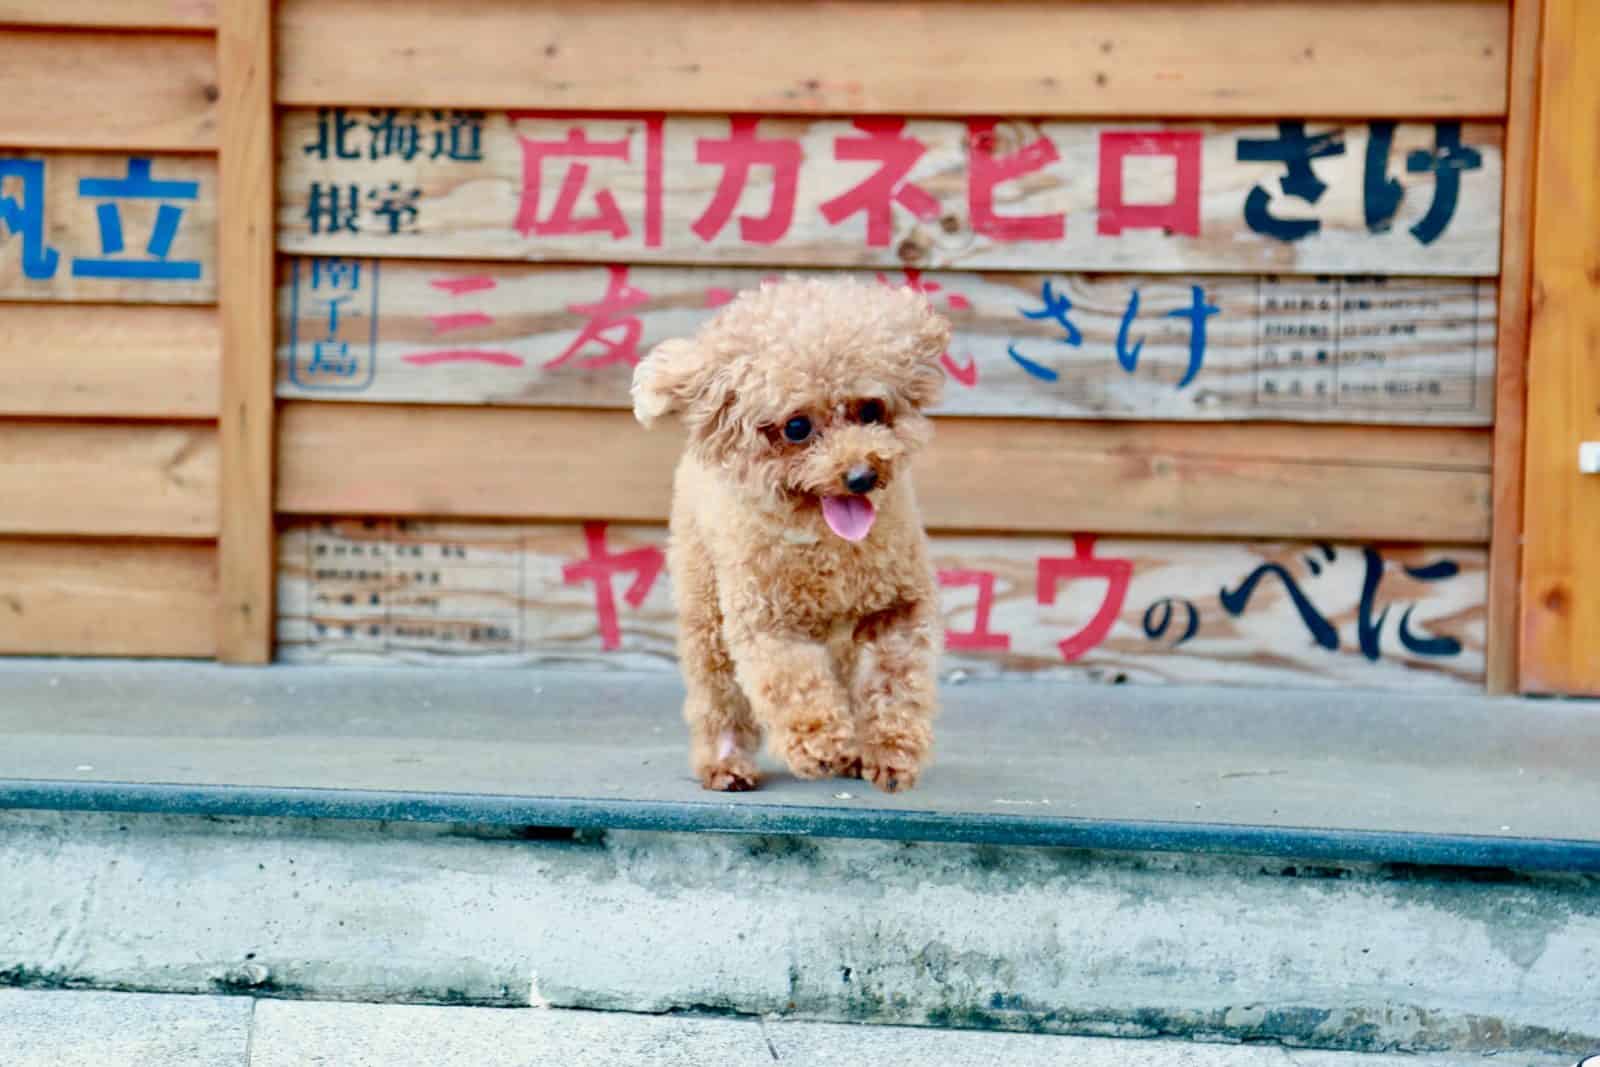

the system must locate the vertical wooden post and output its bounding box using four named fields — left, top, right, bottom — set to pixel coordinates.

left=1485, top=0, right=1543, bottom=695
left=1519, top=0, right=1600, bottom=694
left=217, top=0, right=277, bottom=663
